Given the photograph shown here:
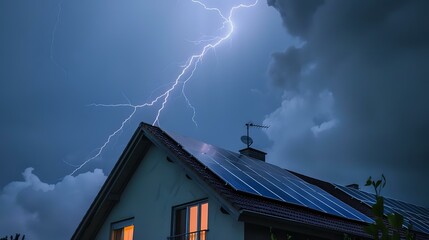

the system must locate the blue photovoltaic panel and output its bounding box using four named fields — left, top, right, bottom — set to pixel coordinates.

left=169, top=133, right=373, bottom=223
left=335, top=184, right=429, bottom=234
